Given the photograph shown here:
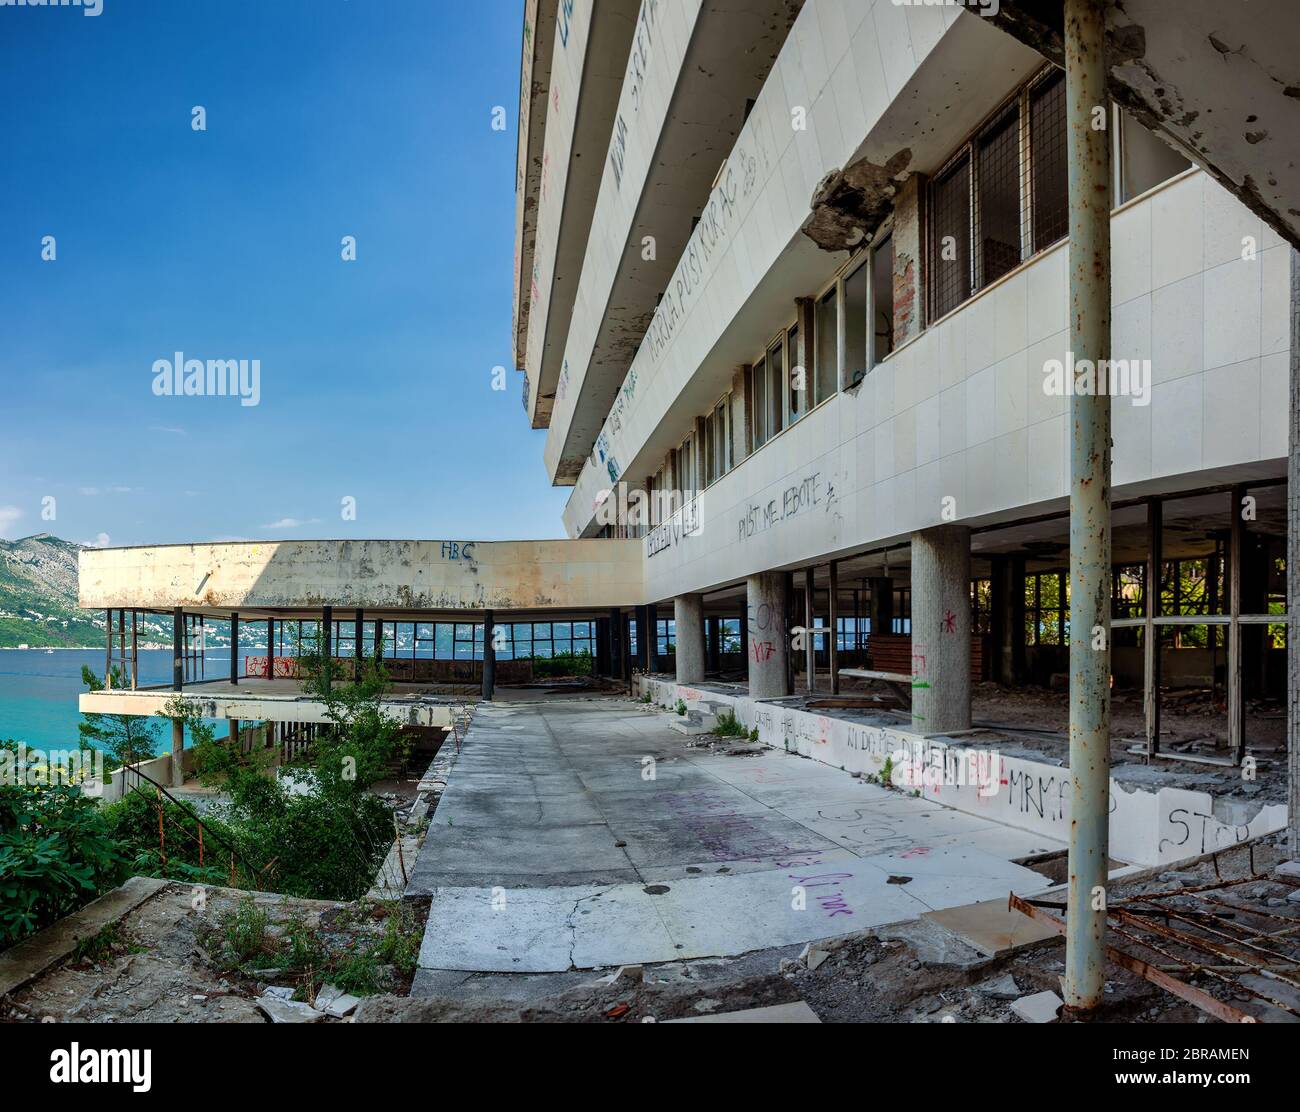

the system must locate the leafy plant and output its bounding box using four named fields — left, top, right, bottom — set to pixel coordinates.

left=0, top=751, right=128, bottom=948
left=675, top=699, right=687, bottom=716
left=79, top=666, right=160, bottom=770
left=710, top=710, right=748, bottom=738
